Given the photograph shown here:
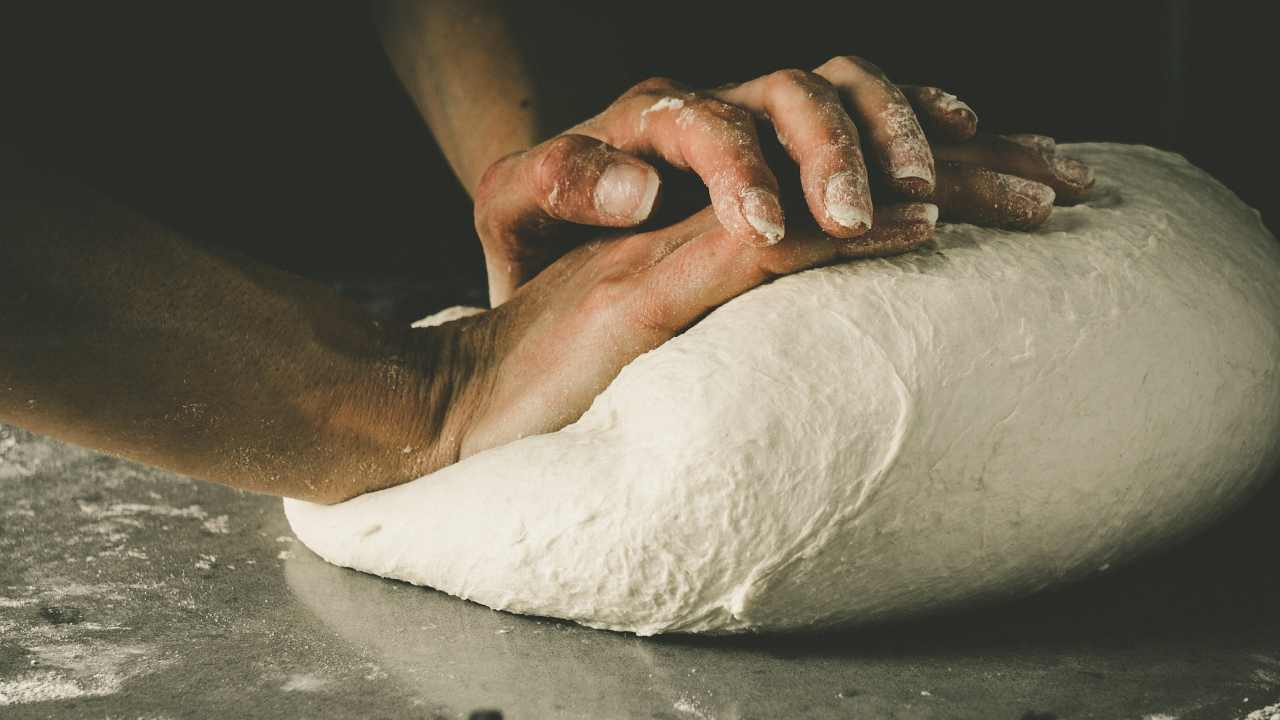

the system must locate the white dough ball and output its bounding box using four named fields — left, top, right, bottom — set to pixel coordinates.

left=286, top=144, right=1280, bottom=635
